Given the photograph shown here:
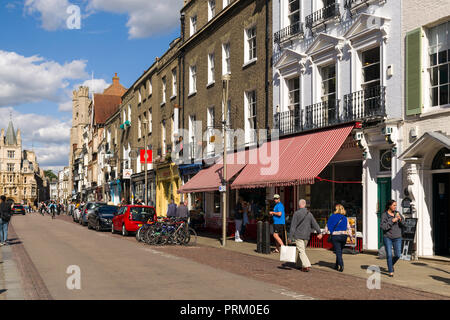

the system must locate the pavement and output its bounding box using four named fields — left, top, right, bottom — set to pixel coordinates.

left=1, top=212, right=449, bottom=300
